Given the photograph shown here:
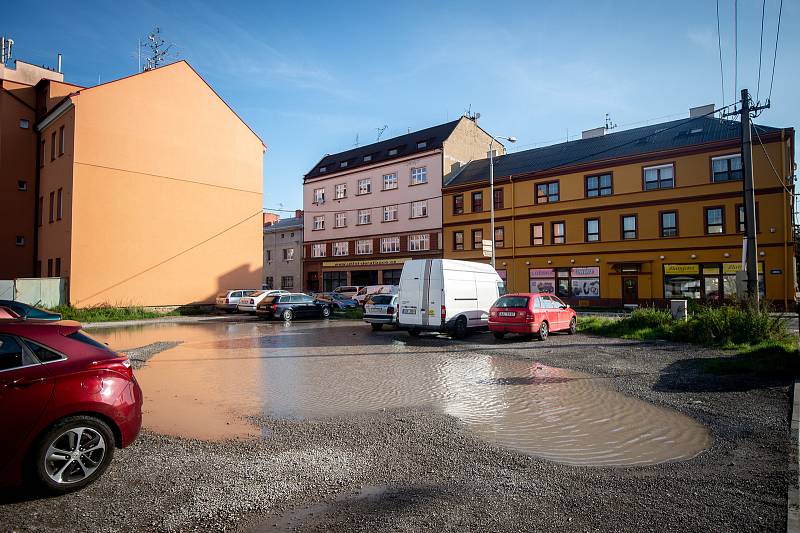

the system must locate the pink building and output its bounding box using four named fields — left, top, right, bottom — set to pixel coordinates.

left=302, top=117, right=501, bottom=291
